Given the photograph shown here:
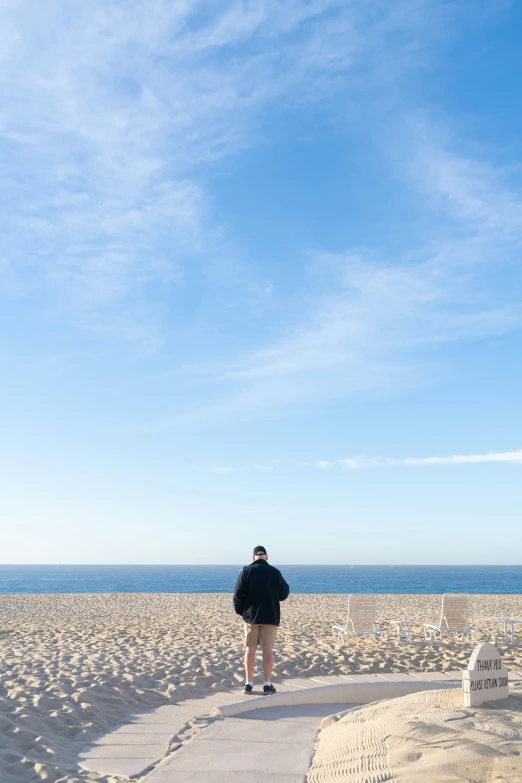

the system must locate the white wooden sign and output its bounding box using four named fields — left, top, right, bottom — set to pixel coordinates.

left=463, top=642, right=509, bottom=707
